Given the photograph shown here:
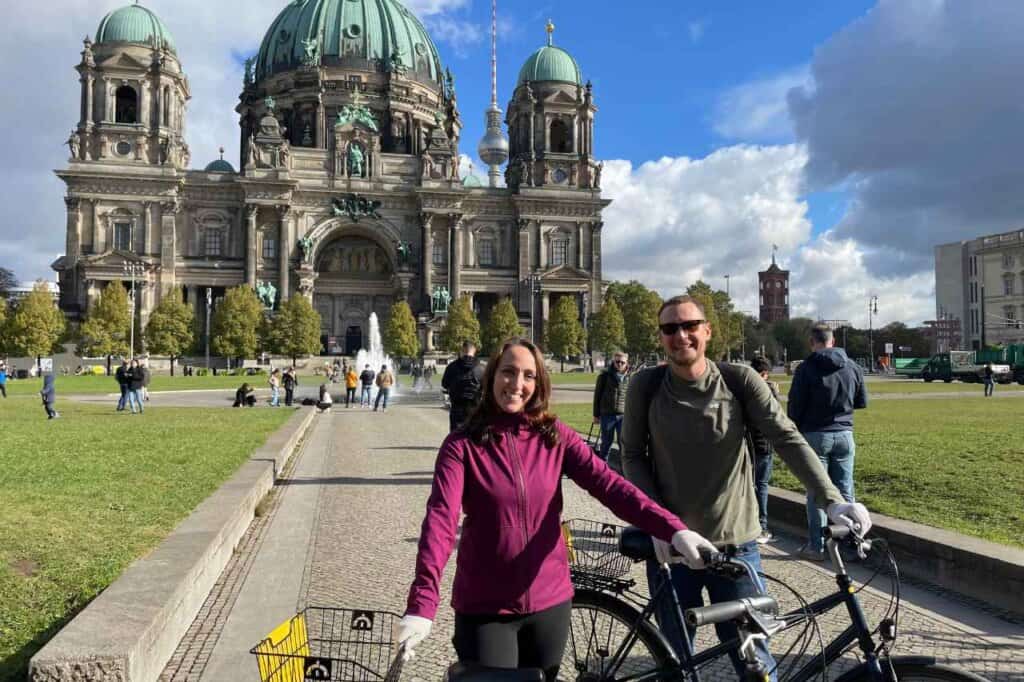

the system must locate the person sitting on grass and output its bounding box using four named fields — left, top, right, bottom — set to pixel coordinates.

left=317, top=383, right=334, bottom=413
left=233, top=383, right=256, bottom=407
